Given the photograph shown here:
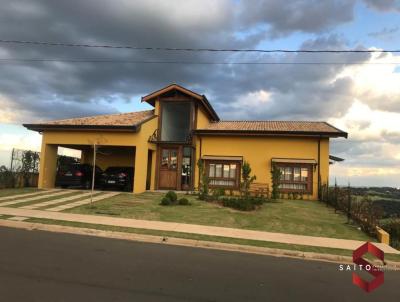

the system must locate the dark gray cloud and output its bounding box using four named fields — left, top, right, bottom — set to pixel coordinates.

left=0, top=0, right=391, bottom=125
left=238, top=0, right=356, bottom=38
left=368, top=26, right=399, bottom=38
left=212, top=35, right=371, bottom=120
left=363, top=0, right=400, bottom=11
